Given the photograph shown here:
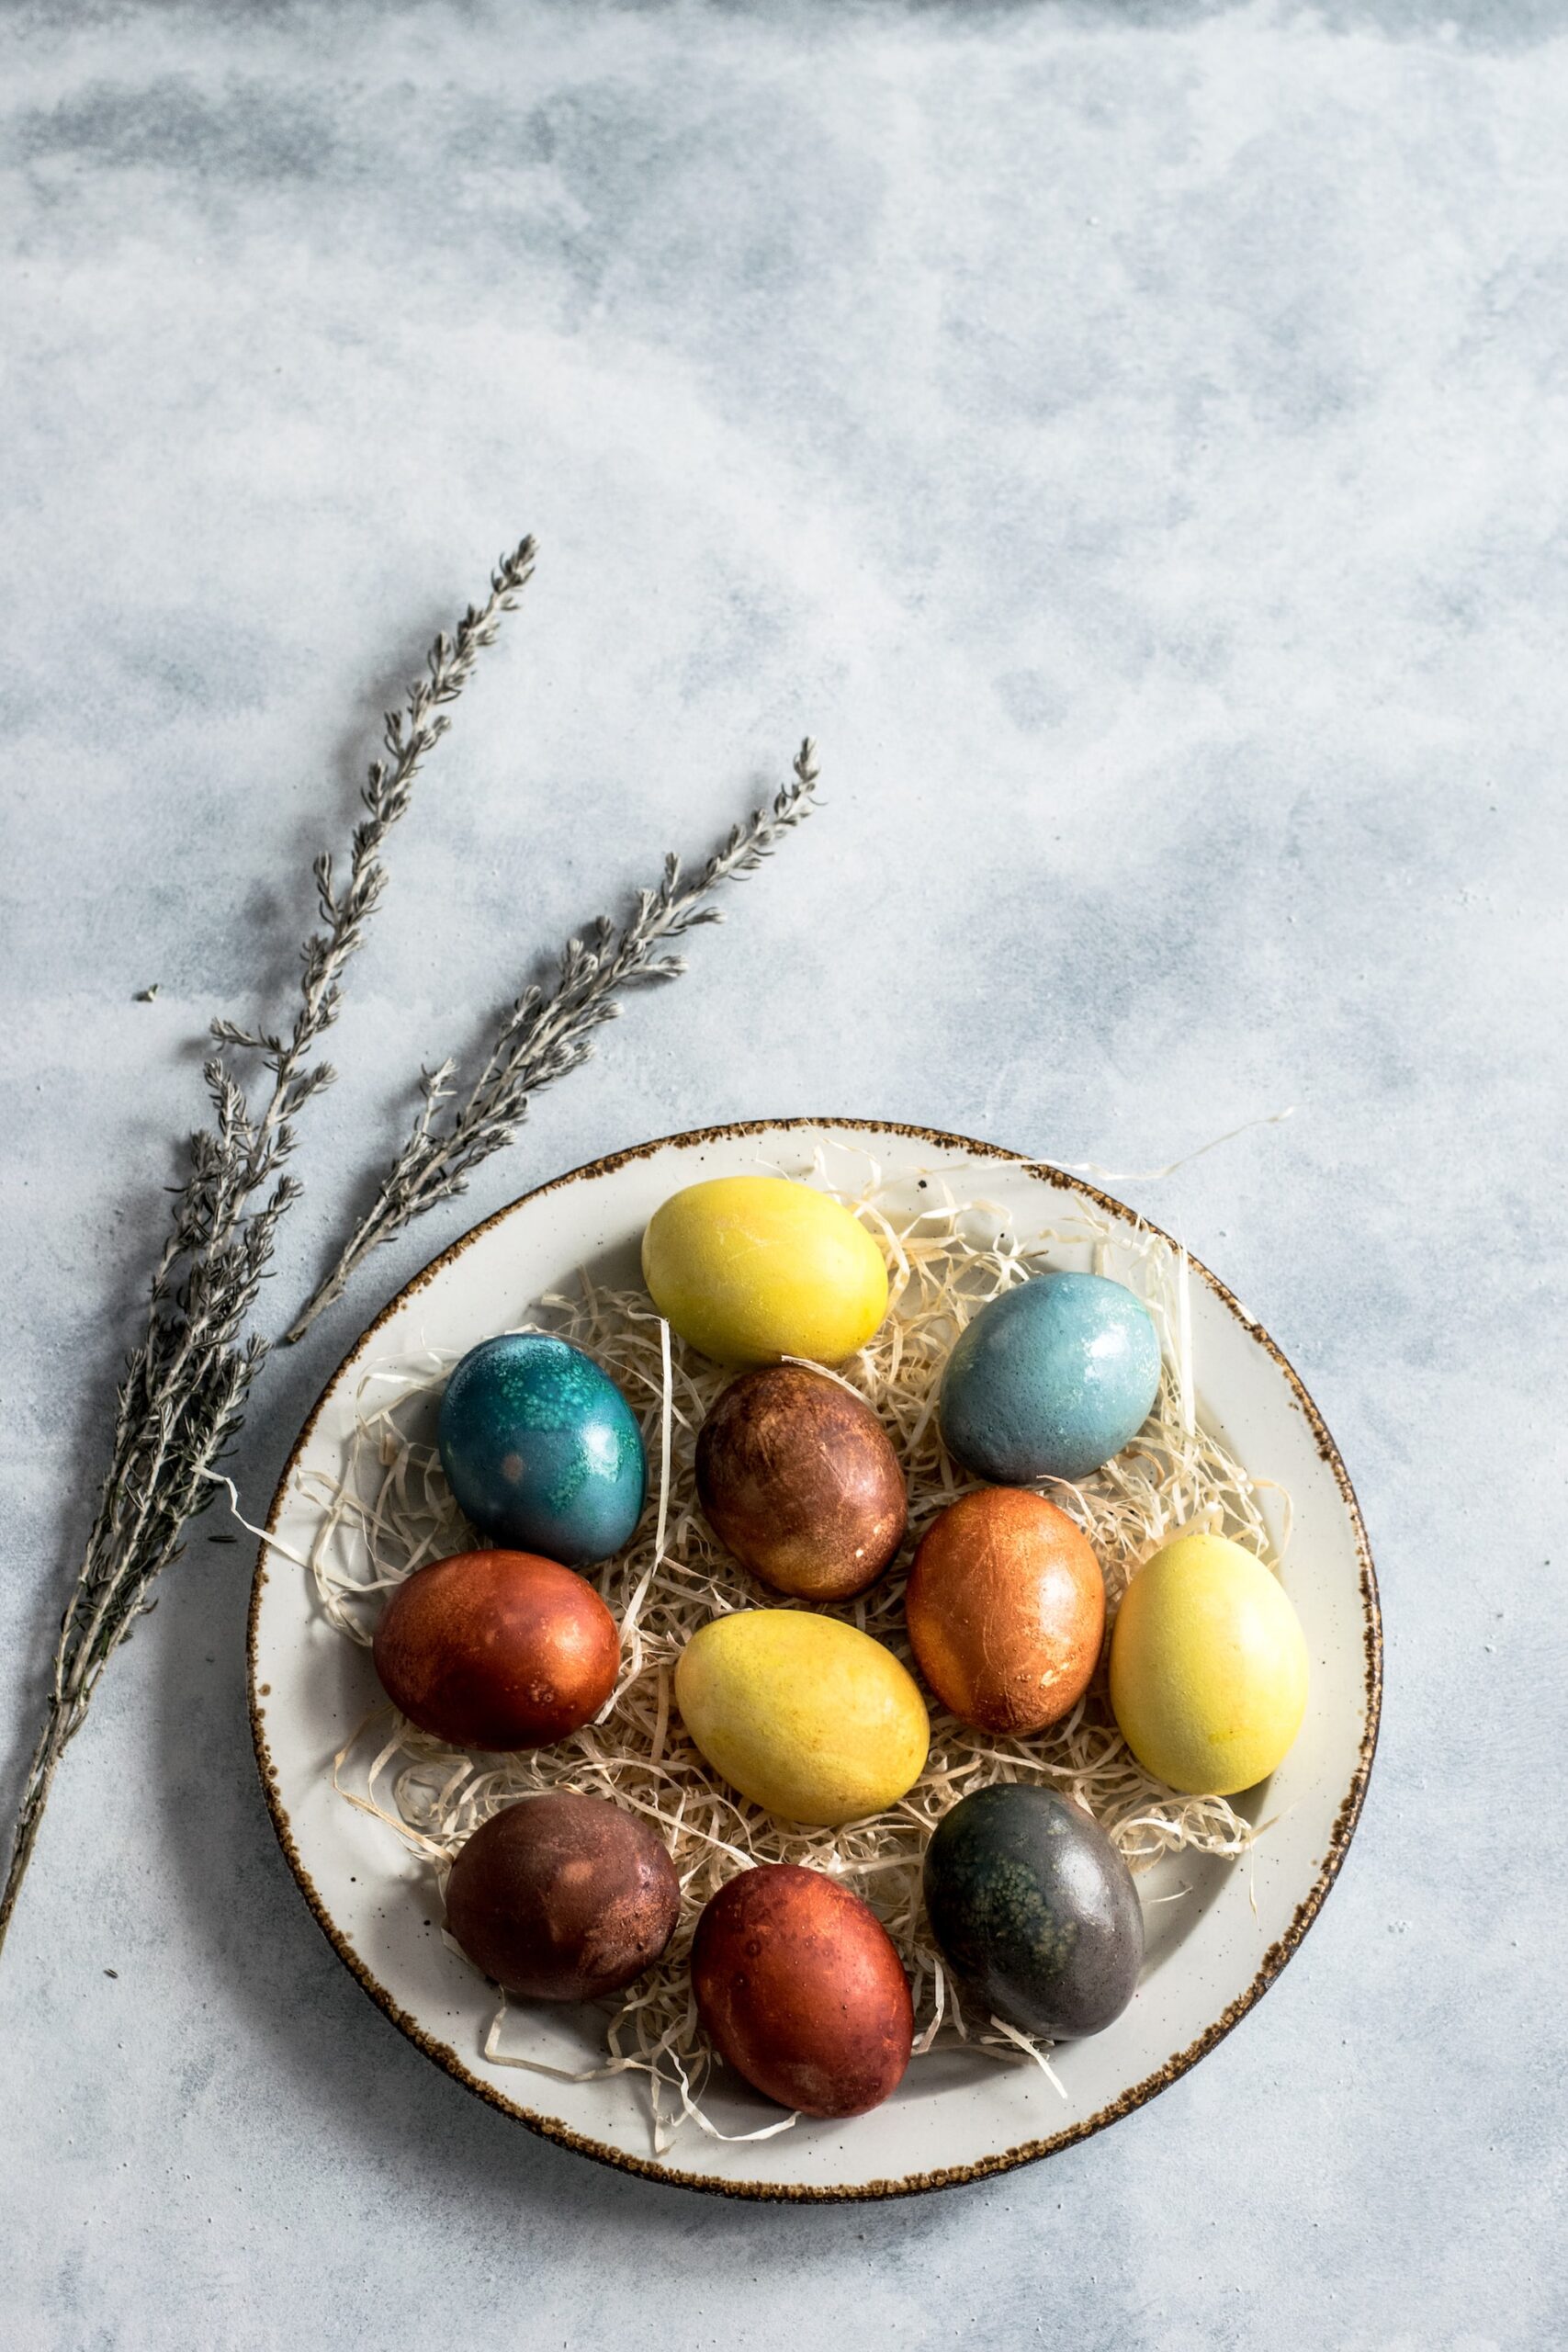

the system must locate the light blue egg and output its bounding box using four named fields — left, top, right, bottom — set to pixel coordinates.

left=939, top=1272, right=1163, bottom=1484
left=437, top=1333, right=647, bottom=1568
